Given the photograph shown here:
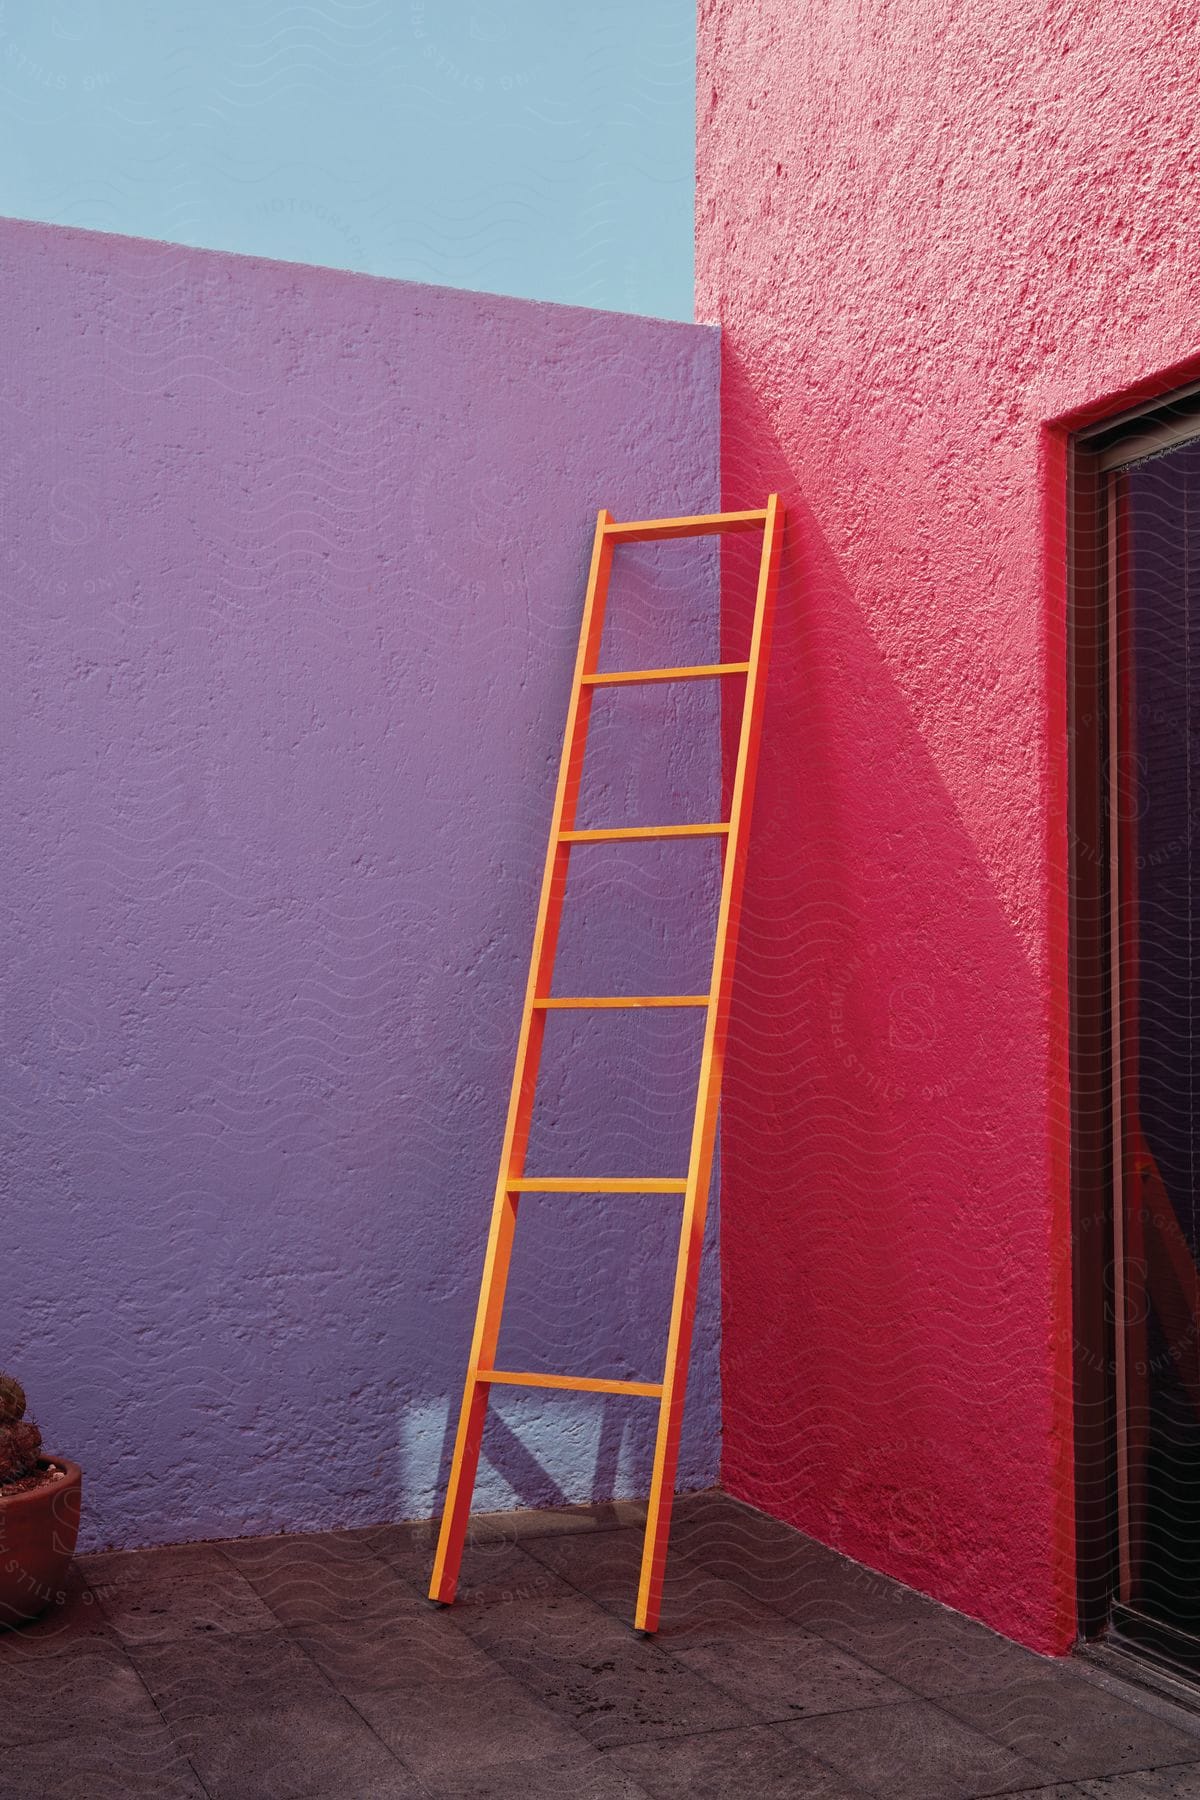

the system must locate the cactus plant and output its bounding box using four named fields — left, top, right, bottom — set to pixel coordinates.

left=0, top=1373, right=44, bottom=1488
left=0, top=1371, right=81, bottom=1625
